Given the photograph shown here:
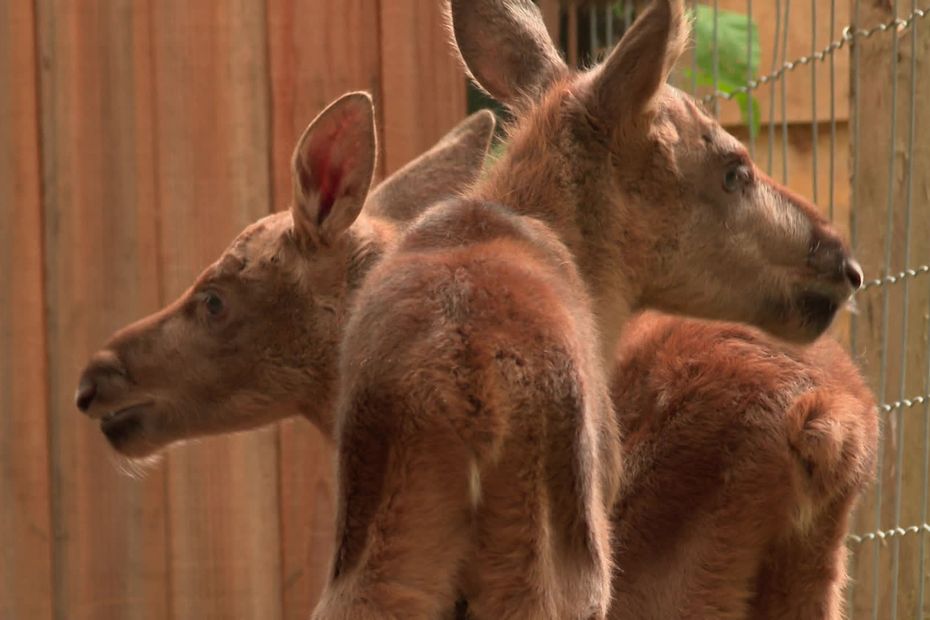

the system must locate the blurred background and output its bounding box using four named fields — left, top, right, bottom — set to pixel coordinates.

left=2, top=1, right=929, bottom=618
